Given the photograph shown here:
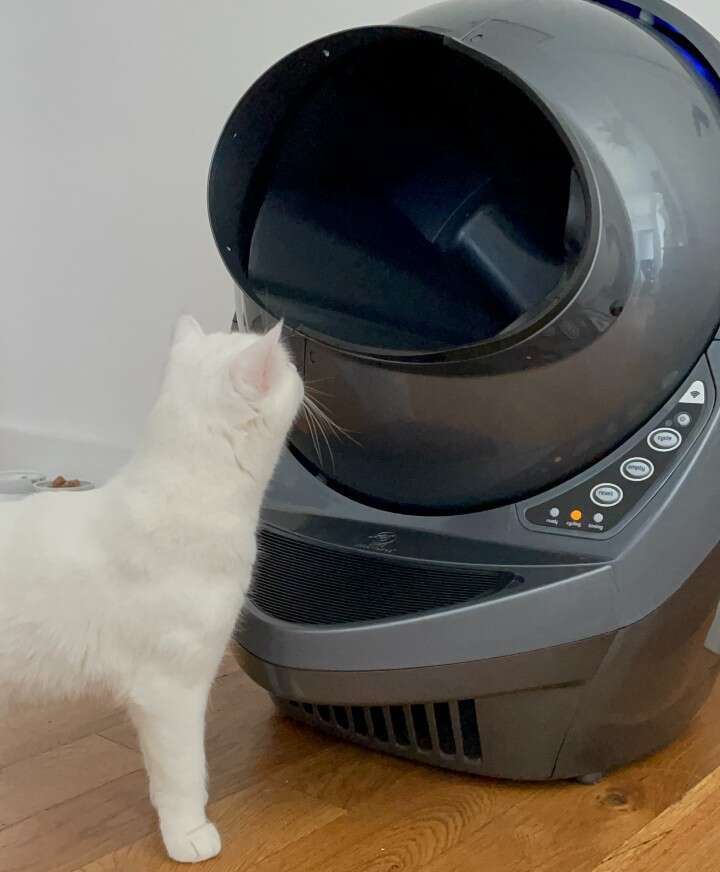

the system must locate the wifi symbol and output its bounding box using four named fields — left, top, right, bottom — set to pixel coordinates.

left=691, top=390, right=700, bottom=399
